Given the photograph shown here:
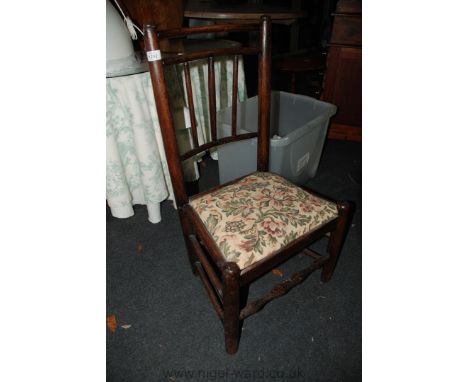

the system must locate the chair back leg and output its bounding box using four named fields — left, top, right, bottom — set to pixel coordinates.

left=222, top=262, right=241, bottom=354
left=322, top=201, right=353, bottom=282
